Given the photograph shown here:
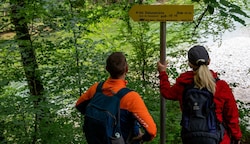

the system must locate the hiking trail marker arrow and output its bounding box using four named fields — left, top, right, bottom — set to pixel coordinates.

left=129, top=4, right=194, bottom=22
